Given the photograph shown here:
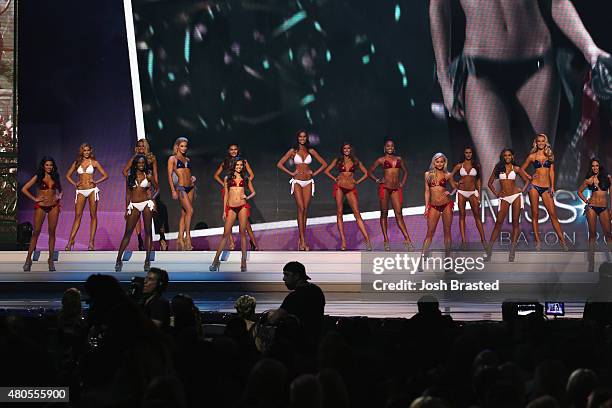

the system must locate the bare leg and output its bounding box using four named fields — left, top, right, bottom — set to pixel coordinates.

left=25, top=208, right=46, bottom=266
left=246, top=220, right=257, bottom=249
left=441, top=205, right=453, bottom=258
left=238, top=208, right=249, bottom=270
left=528, top=189, right=542, bottom=248
left=489, top=201, right=511, bottom=245
left=390, top=190, right=412, bottom=245
left=379, top=189, right=390, bottom=249
left=142, top=207, right=153, bottom=270
left=509, top=198, right=521, bottom=262
left=334, top=189, right=347, bottom=250
left=301, top=183, right=313, bottom=250
left=346, top=191, right=371, bottom=248
left=421, top=210, right=442, bottom=258
left=212, top=210, right=238, bottom=266
left=468, top=195, right=487, bottom=245
left=117, top=211, right=142, bottom=263
left=458, top=193, right=468, bottom=246
left=66, top=194, right=88, bottom=249
left=541, top=191, right=567, bottom=248
left=293, top=184, right=307, bottom=250
left=180, top=189, right=195, bottom=249
left=178, top=204, right=186, bottom=250
left=598, top=210, right=612, bottom=251
left=88, top=194, right=98, bottom=249
left=47, top=206, right=60, bottom=270
left=586, top=208, right=597, bottom=251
